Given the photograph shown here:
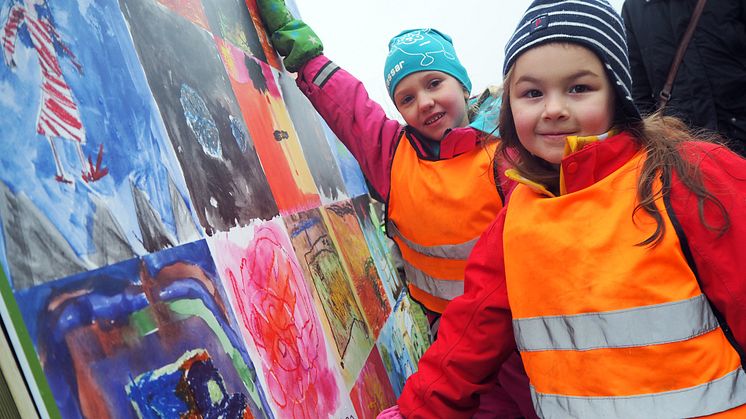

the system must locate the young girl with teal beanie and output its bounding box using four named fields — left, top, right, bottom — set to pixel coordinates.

left=255, top=1, right=537, bottom=418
